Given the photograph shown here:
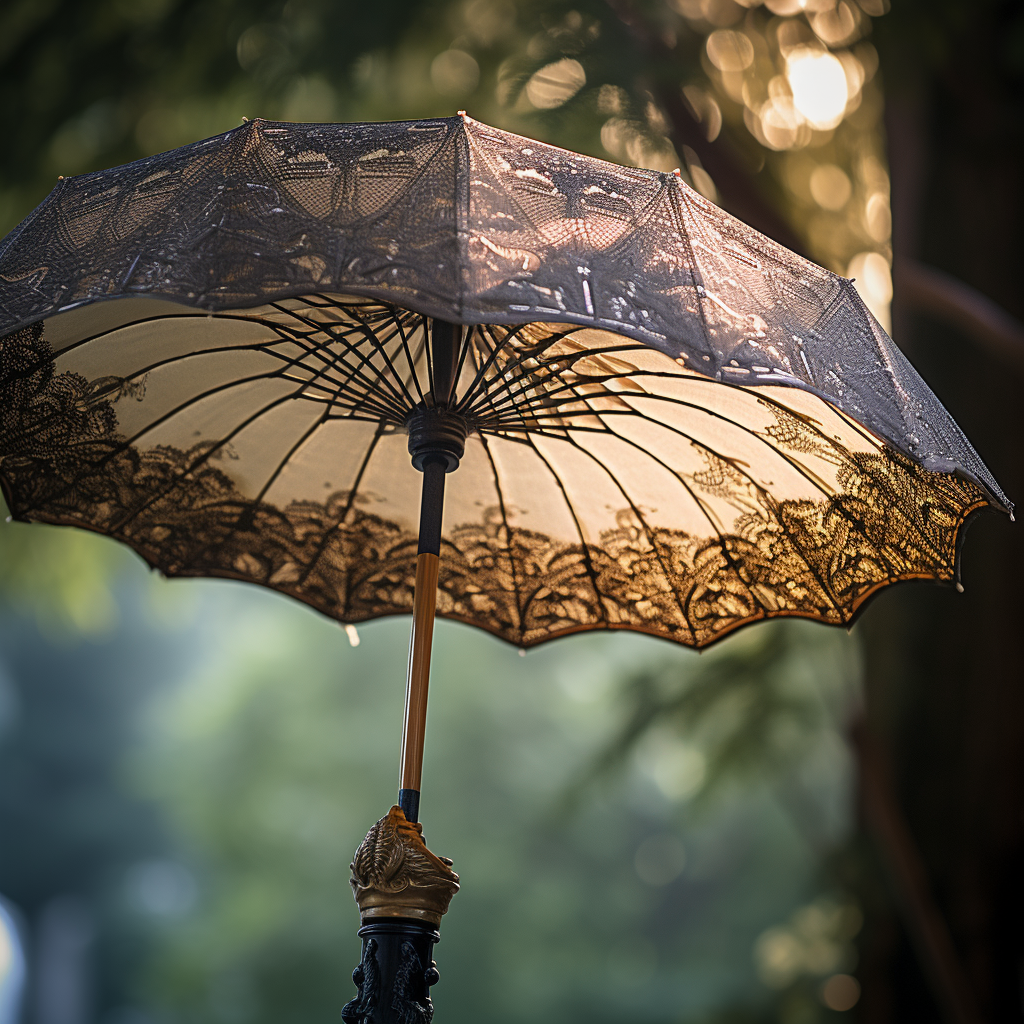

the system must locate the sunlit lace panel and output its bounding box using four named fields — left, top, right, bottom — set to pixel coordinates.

left=0, top=297, right=988, bottom=648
